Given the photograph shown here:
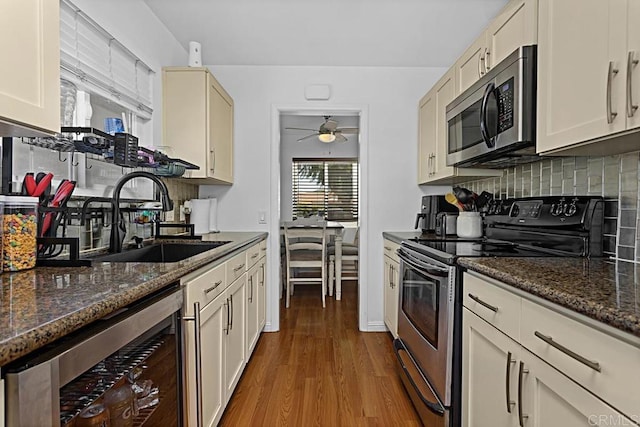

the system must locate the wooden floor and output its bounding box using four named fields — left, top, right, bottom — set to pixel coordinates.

left=219, top=281, right=422, bottom=426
